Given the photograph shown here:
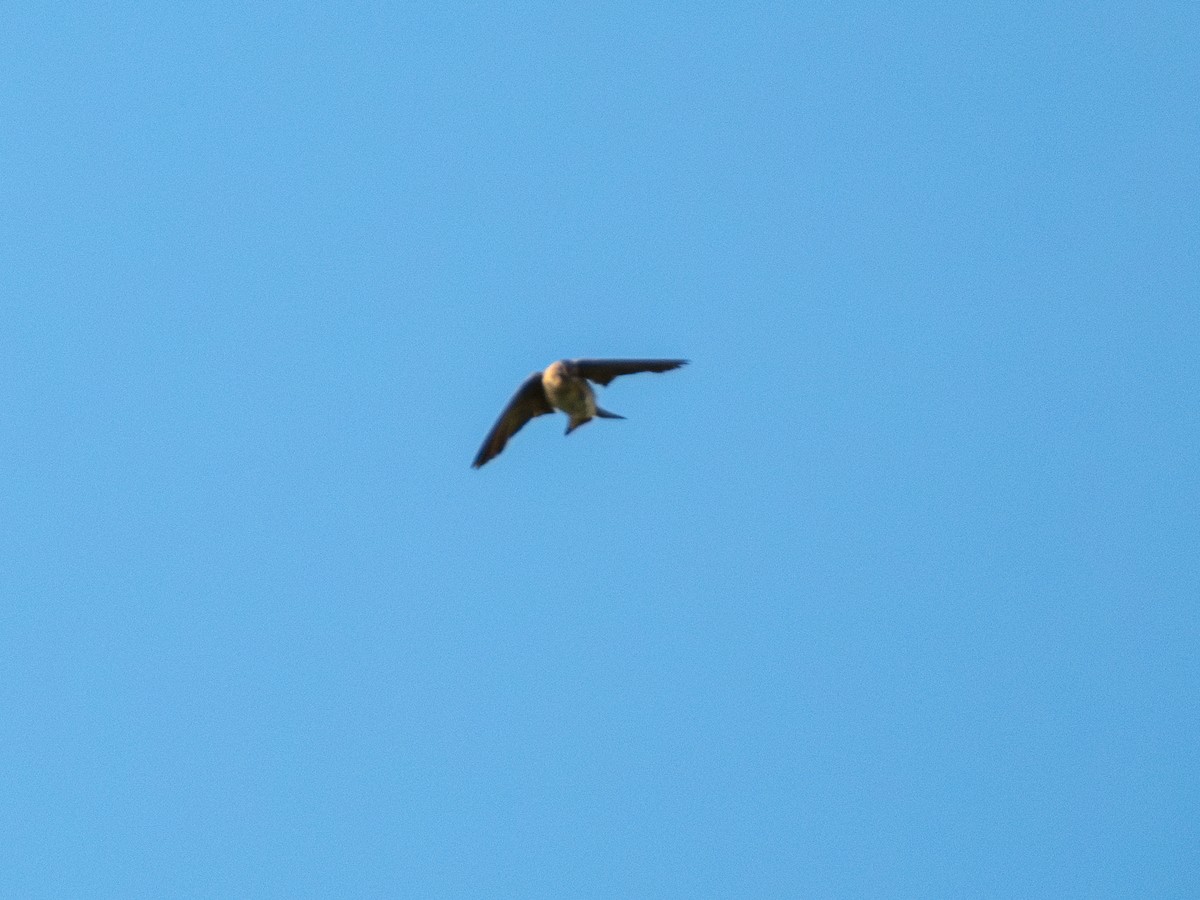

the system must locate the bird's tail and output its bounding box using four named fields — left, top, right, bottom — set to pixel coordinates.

left=565, top=408, right=623, bottom=436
